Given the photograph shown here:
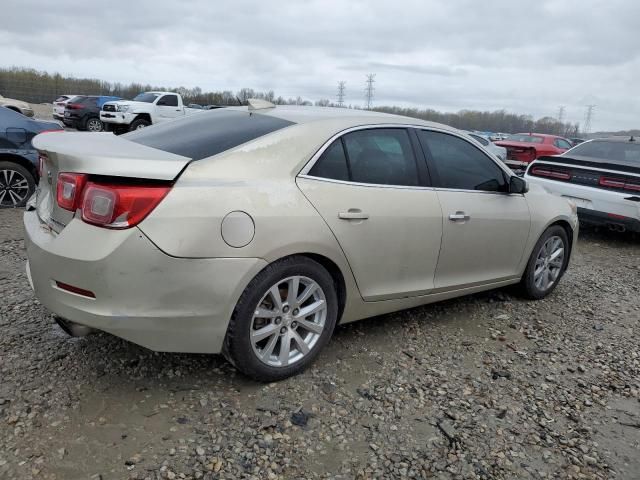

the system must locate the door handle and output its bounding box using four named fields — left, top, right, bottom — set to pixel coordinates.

left=175, top=109, right=181, bottom=111
left=338, top=209, right=369, bottom=220
left=448, top=211, right=470, bottom=222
